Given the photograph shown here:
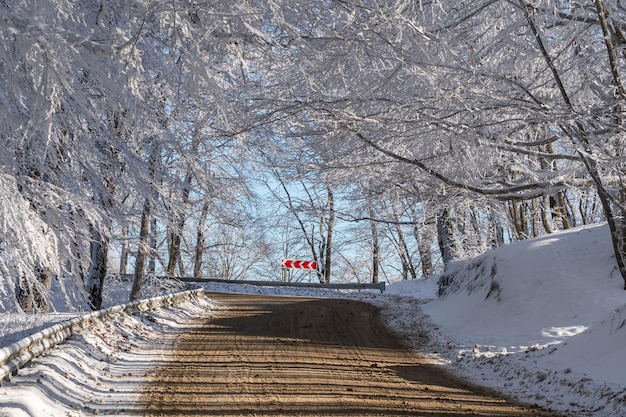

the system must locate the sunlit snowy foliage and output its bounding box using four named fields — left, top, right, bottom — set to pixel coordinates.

left=2, top=0, right=626, bottom=312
